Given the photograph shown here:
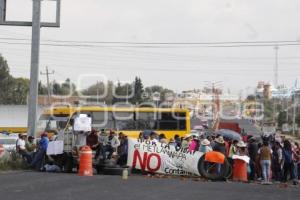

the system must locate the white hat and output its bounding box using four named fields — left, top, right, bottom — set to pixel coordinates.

left=215, top=136, right=225, bottom=144
left=201, top=139, right=210, bottom=146
left=237, top=141, right=247, bottom=148
left=184, top=134, right=192, bottom=139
